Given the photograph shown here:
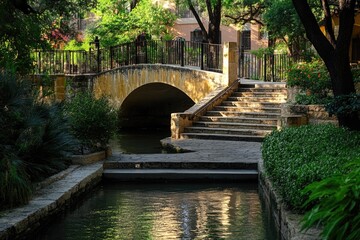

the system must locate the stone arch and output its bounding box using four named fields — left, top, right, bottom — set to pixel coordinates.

left=119, top=82, right=195, bottom=128
left=92, top=64, right=226, bottom=109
